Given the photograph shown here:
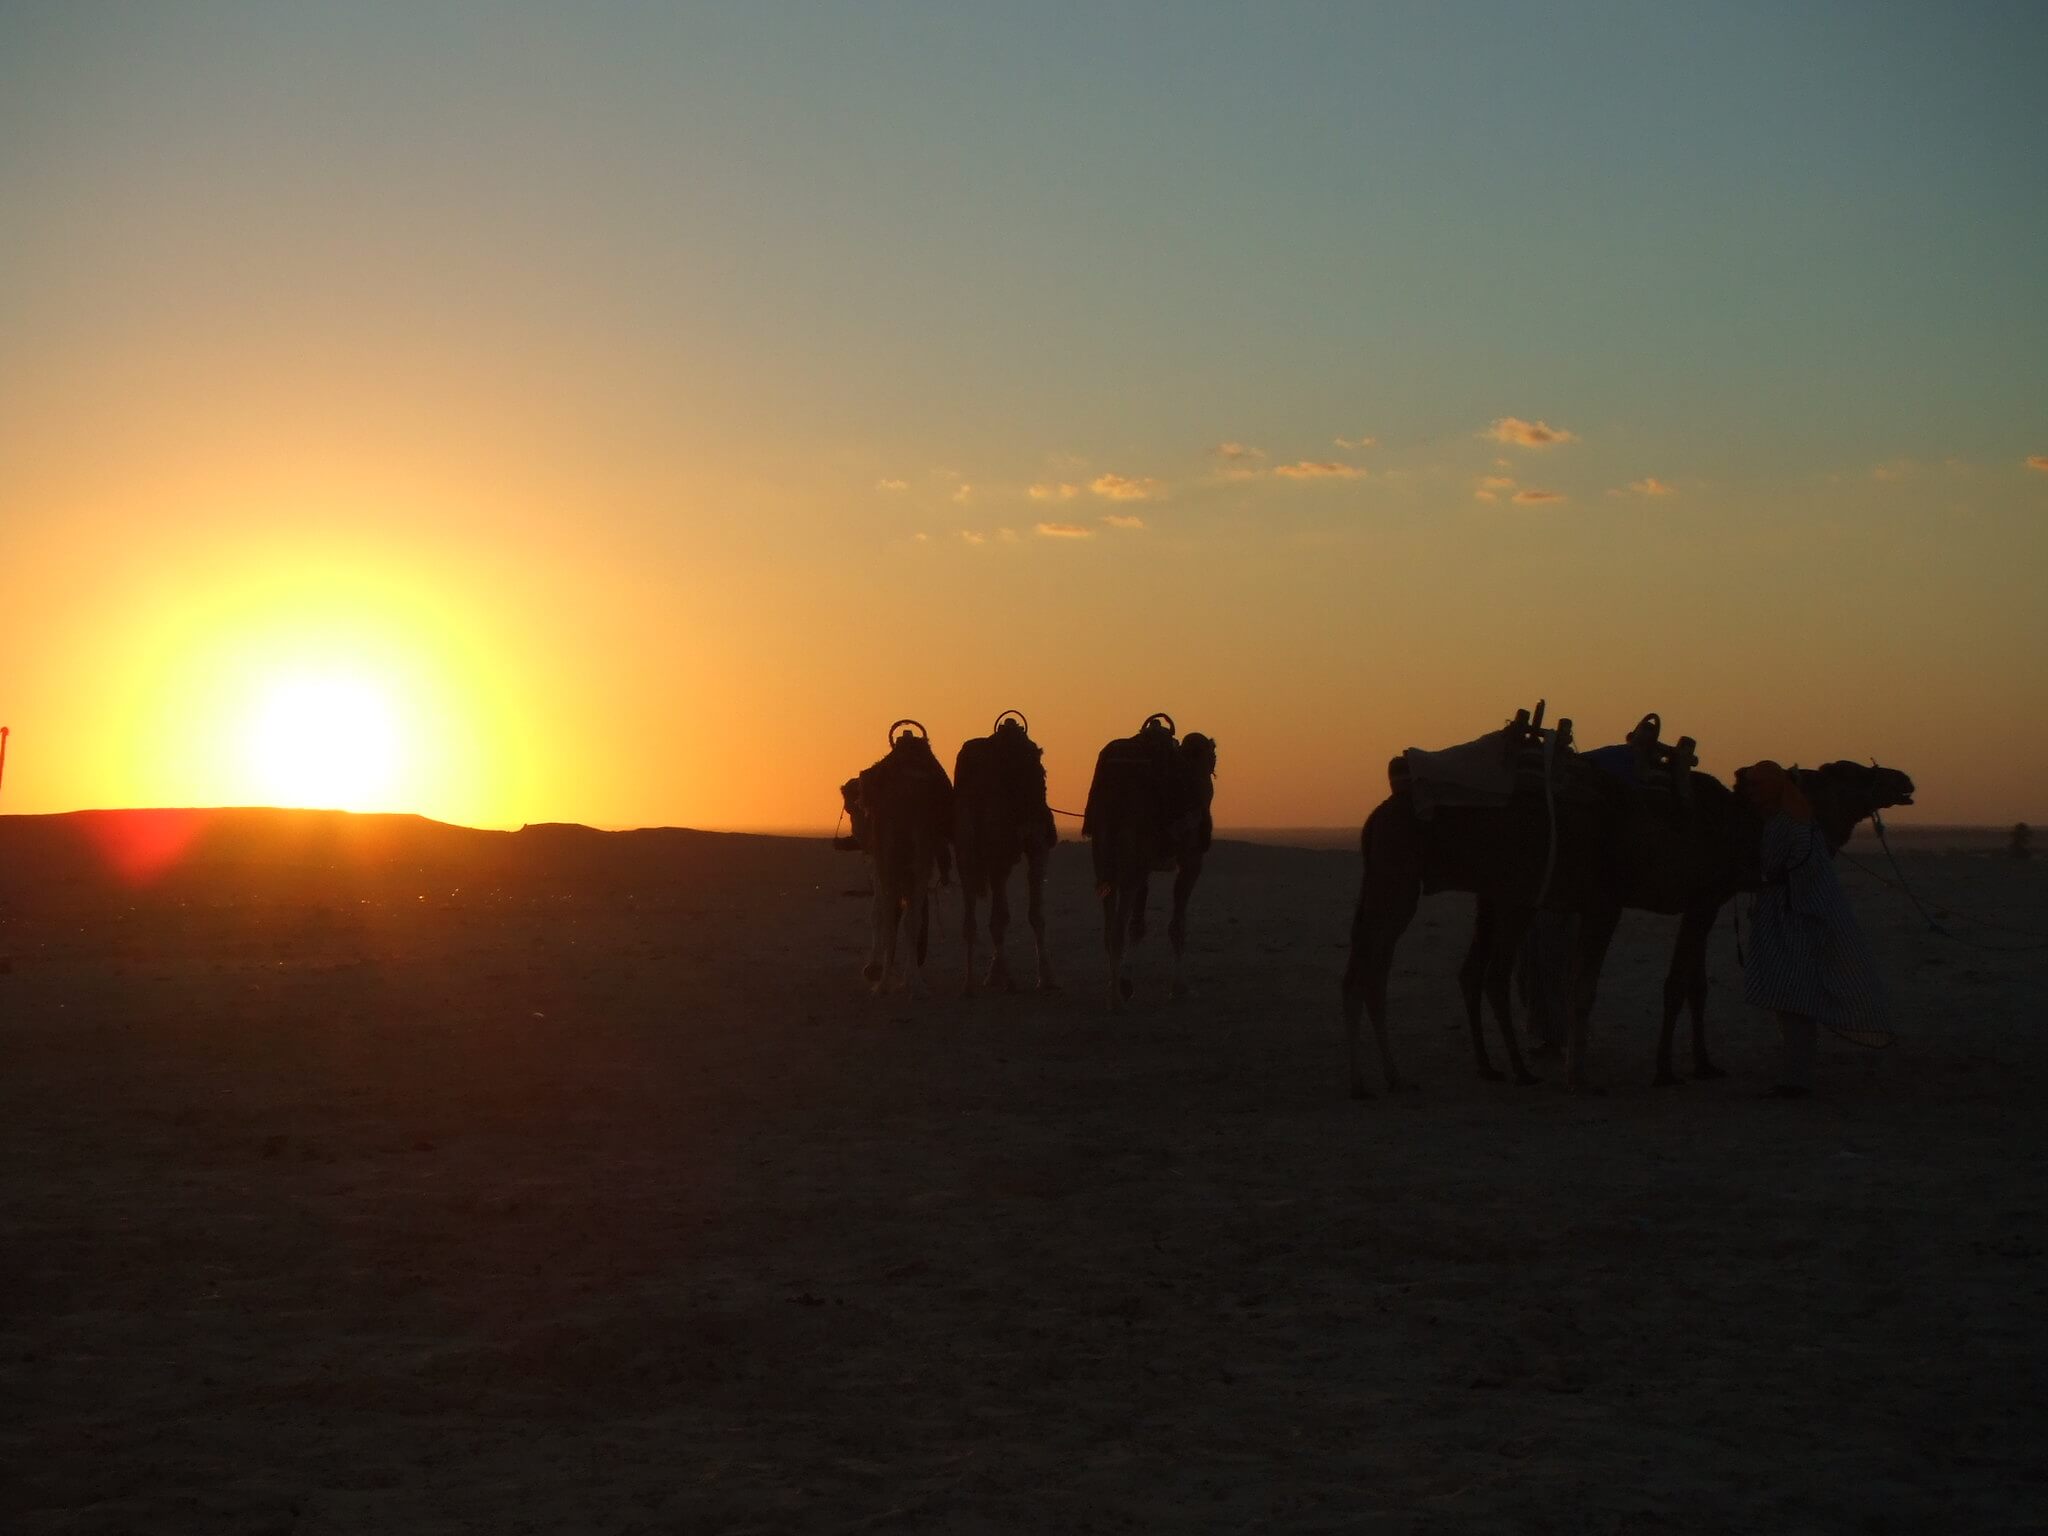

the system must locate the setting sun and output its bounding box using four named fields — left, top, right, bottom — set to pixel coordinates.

left=242, top=671, right=403, bottom=812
